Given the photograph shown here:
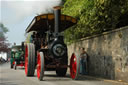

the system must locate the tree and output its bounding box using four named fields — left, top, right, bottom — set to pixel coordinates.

left=0, top=23, right=10, bottom=52
left=0, top=23, right=8, bottom=38
left=62, top=0, right=128, bottom=44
